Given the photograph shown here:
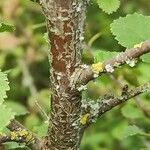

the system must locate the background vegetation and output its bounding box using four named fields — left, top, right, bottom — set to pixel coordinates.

left=0, top=0, right=150, bottom=149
